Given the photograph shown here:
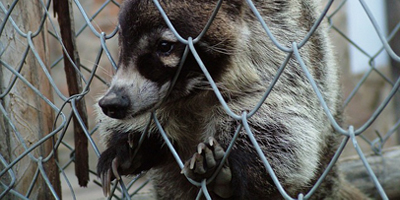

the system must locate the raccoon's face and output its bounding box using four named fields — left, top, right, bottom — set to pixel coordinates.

left=98, top=0, right=242, bottom=119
